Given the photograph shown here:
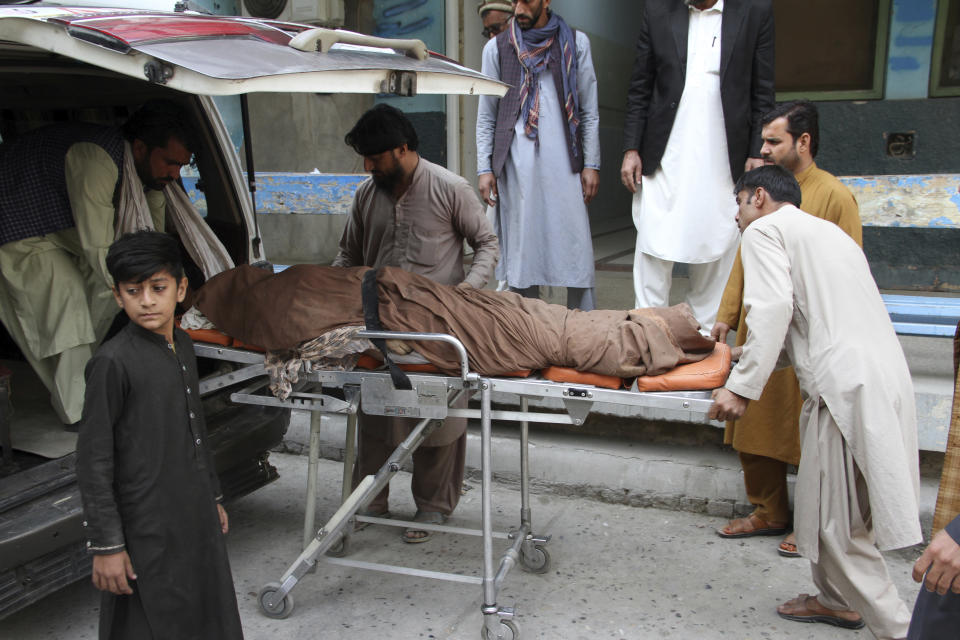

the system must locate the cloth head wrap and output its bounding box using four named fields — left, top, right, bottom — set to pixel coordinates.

left=477, top=1, right=513, bottom=14
left=508, top=11, right=579, bottom=155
